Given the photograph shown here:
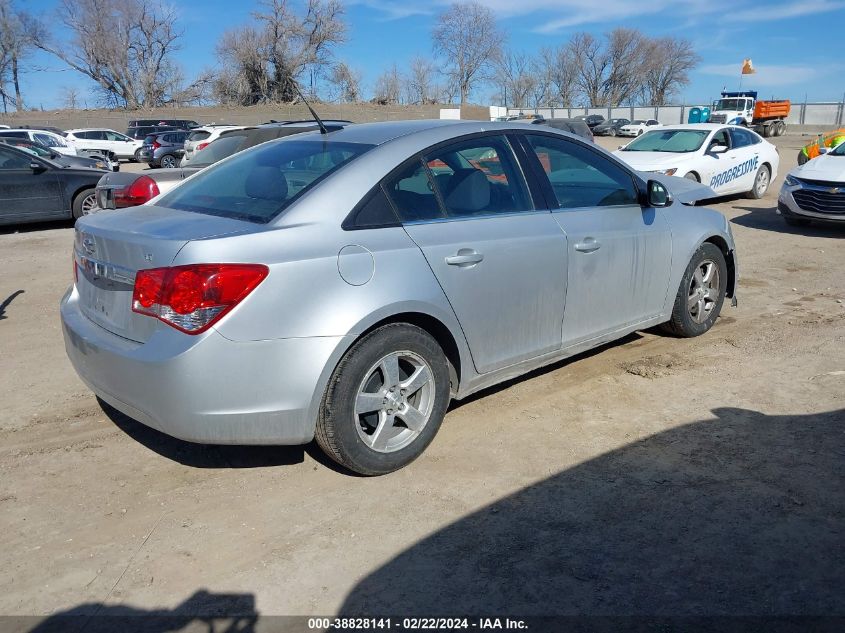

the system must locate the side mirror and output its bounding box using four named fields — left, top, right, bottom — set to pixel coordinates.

left=646, top=180, right=672, bottom=208
left=30, top=161, right=47, bottom=173
left=709, top=144, right=728, bottom=154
